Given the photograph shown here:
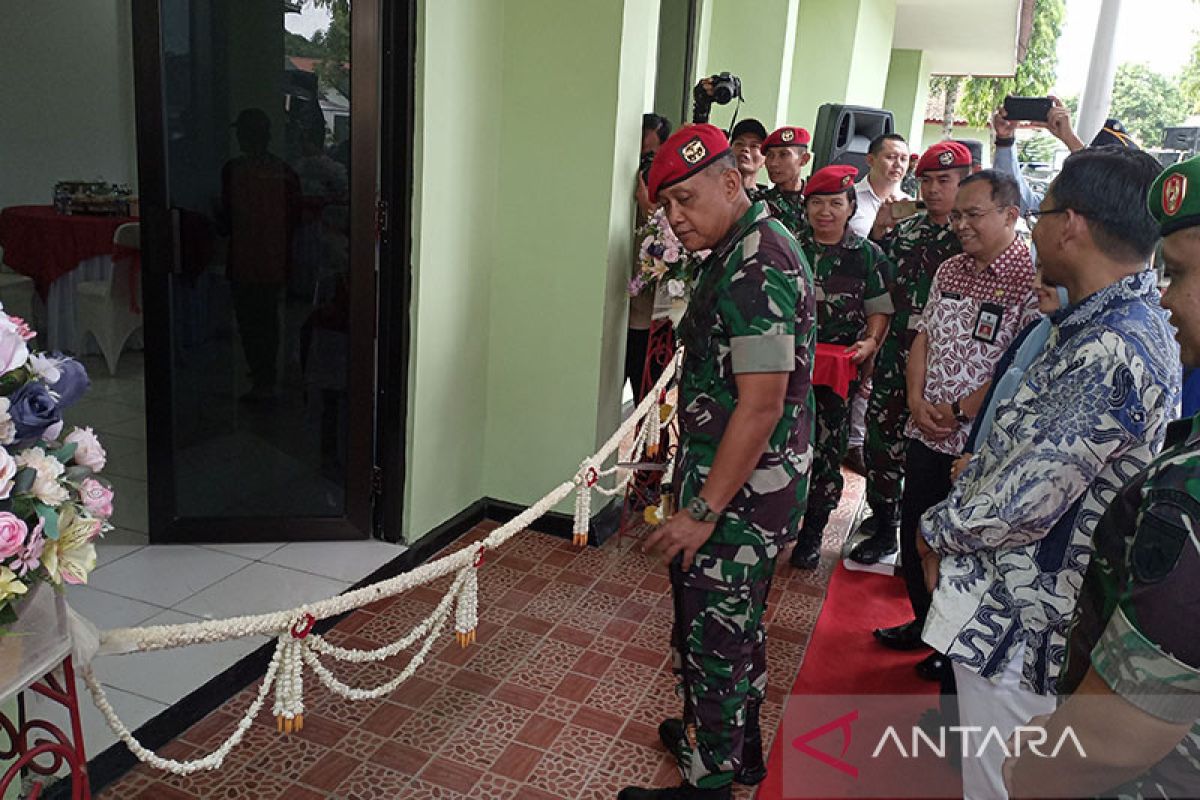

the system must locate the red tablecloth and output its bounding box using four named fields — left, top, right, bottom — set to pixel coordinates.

left=0, top=205, right=136, bottom=299
left=814, top=342, right=858, bottom=399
